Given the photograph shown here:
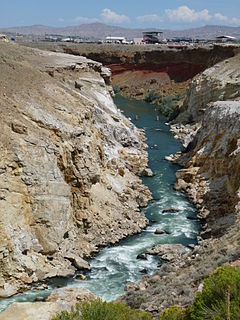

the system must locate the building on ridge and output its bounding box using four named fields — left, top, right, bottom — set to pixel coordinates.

left=142, top=31, right=163, bottom=44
